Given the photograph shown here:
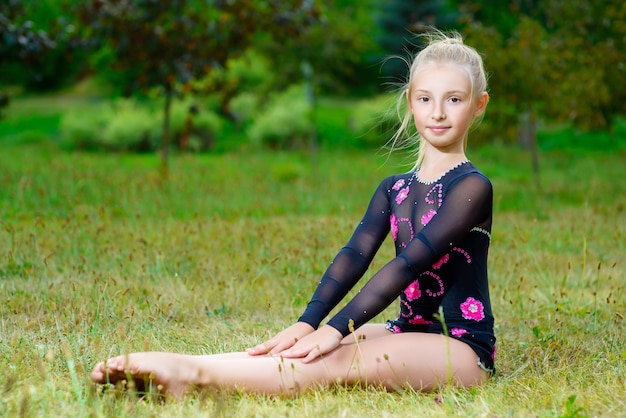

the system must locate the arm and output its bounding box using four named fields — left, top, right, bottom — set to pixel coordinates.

left=247, top=178, right=392, bottom=356
left=296, top=178, right=392, bottom=329
left=326, top=173, right=493, bottom=336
